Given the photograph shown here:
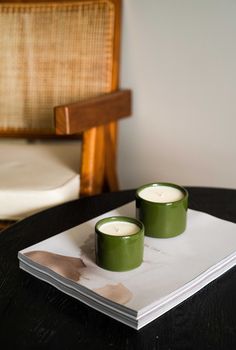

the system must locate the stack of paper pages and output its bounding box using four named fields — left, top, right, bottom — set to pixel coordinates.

left=18, top=201, right=236, bottom=330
